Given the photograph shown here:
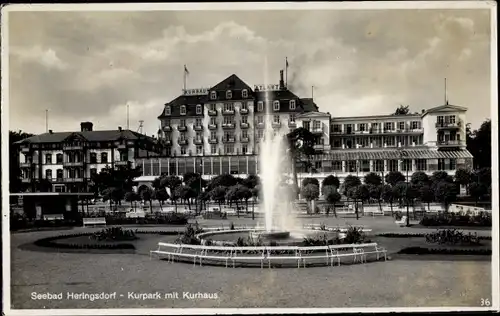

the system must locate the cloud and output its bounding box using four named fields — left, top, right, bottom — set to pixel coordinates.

left=7, top=9, right=492, bottom=137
